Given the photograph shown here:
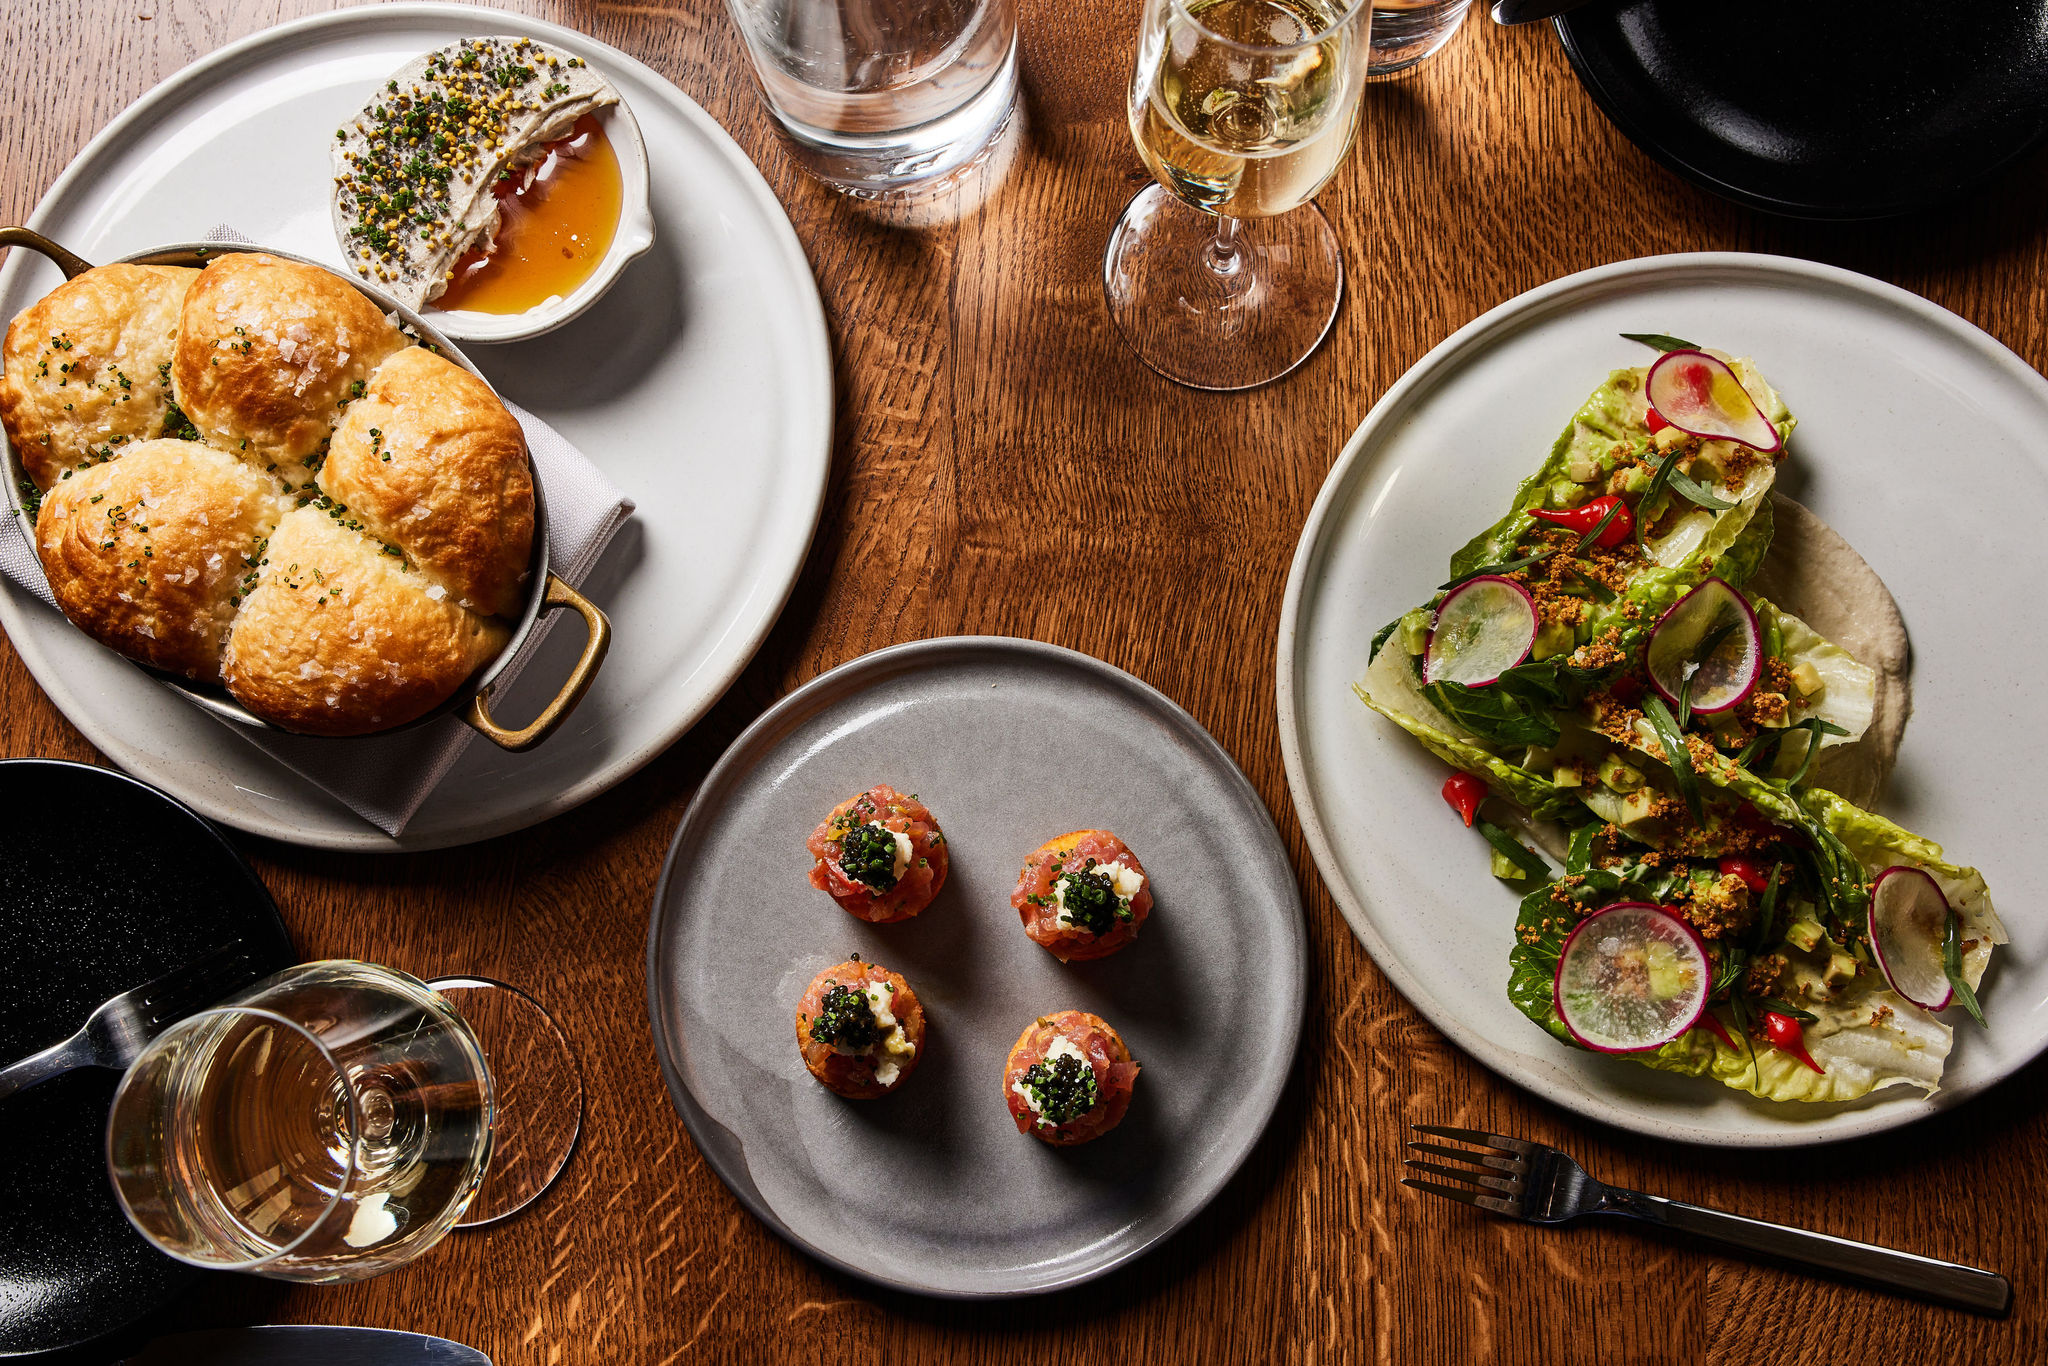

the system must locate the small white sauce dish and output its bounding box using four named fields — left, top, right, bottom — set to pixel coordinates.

left=427, top=95, right=655, bottom=345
